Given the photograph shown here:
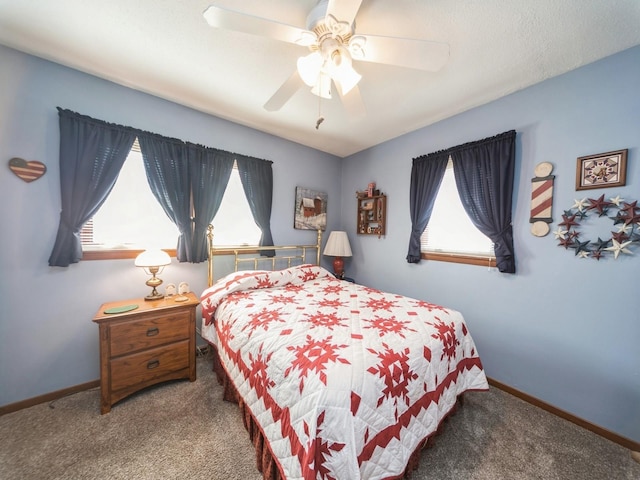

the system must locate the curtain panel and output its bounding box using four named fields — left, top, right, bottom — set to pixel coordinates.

left=406, top=151, right=449, bottom=263
left=406, top=130, right=517, bottom=273
left=50, top=108, right=271, bottom=266
left=450, top=130, right=517, bottom=273
left=236, top=155, right=275, bottom=256
left=49, top=108, right=136, bottom=267
left=138, top=135, right=236, bottom=263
